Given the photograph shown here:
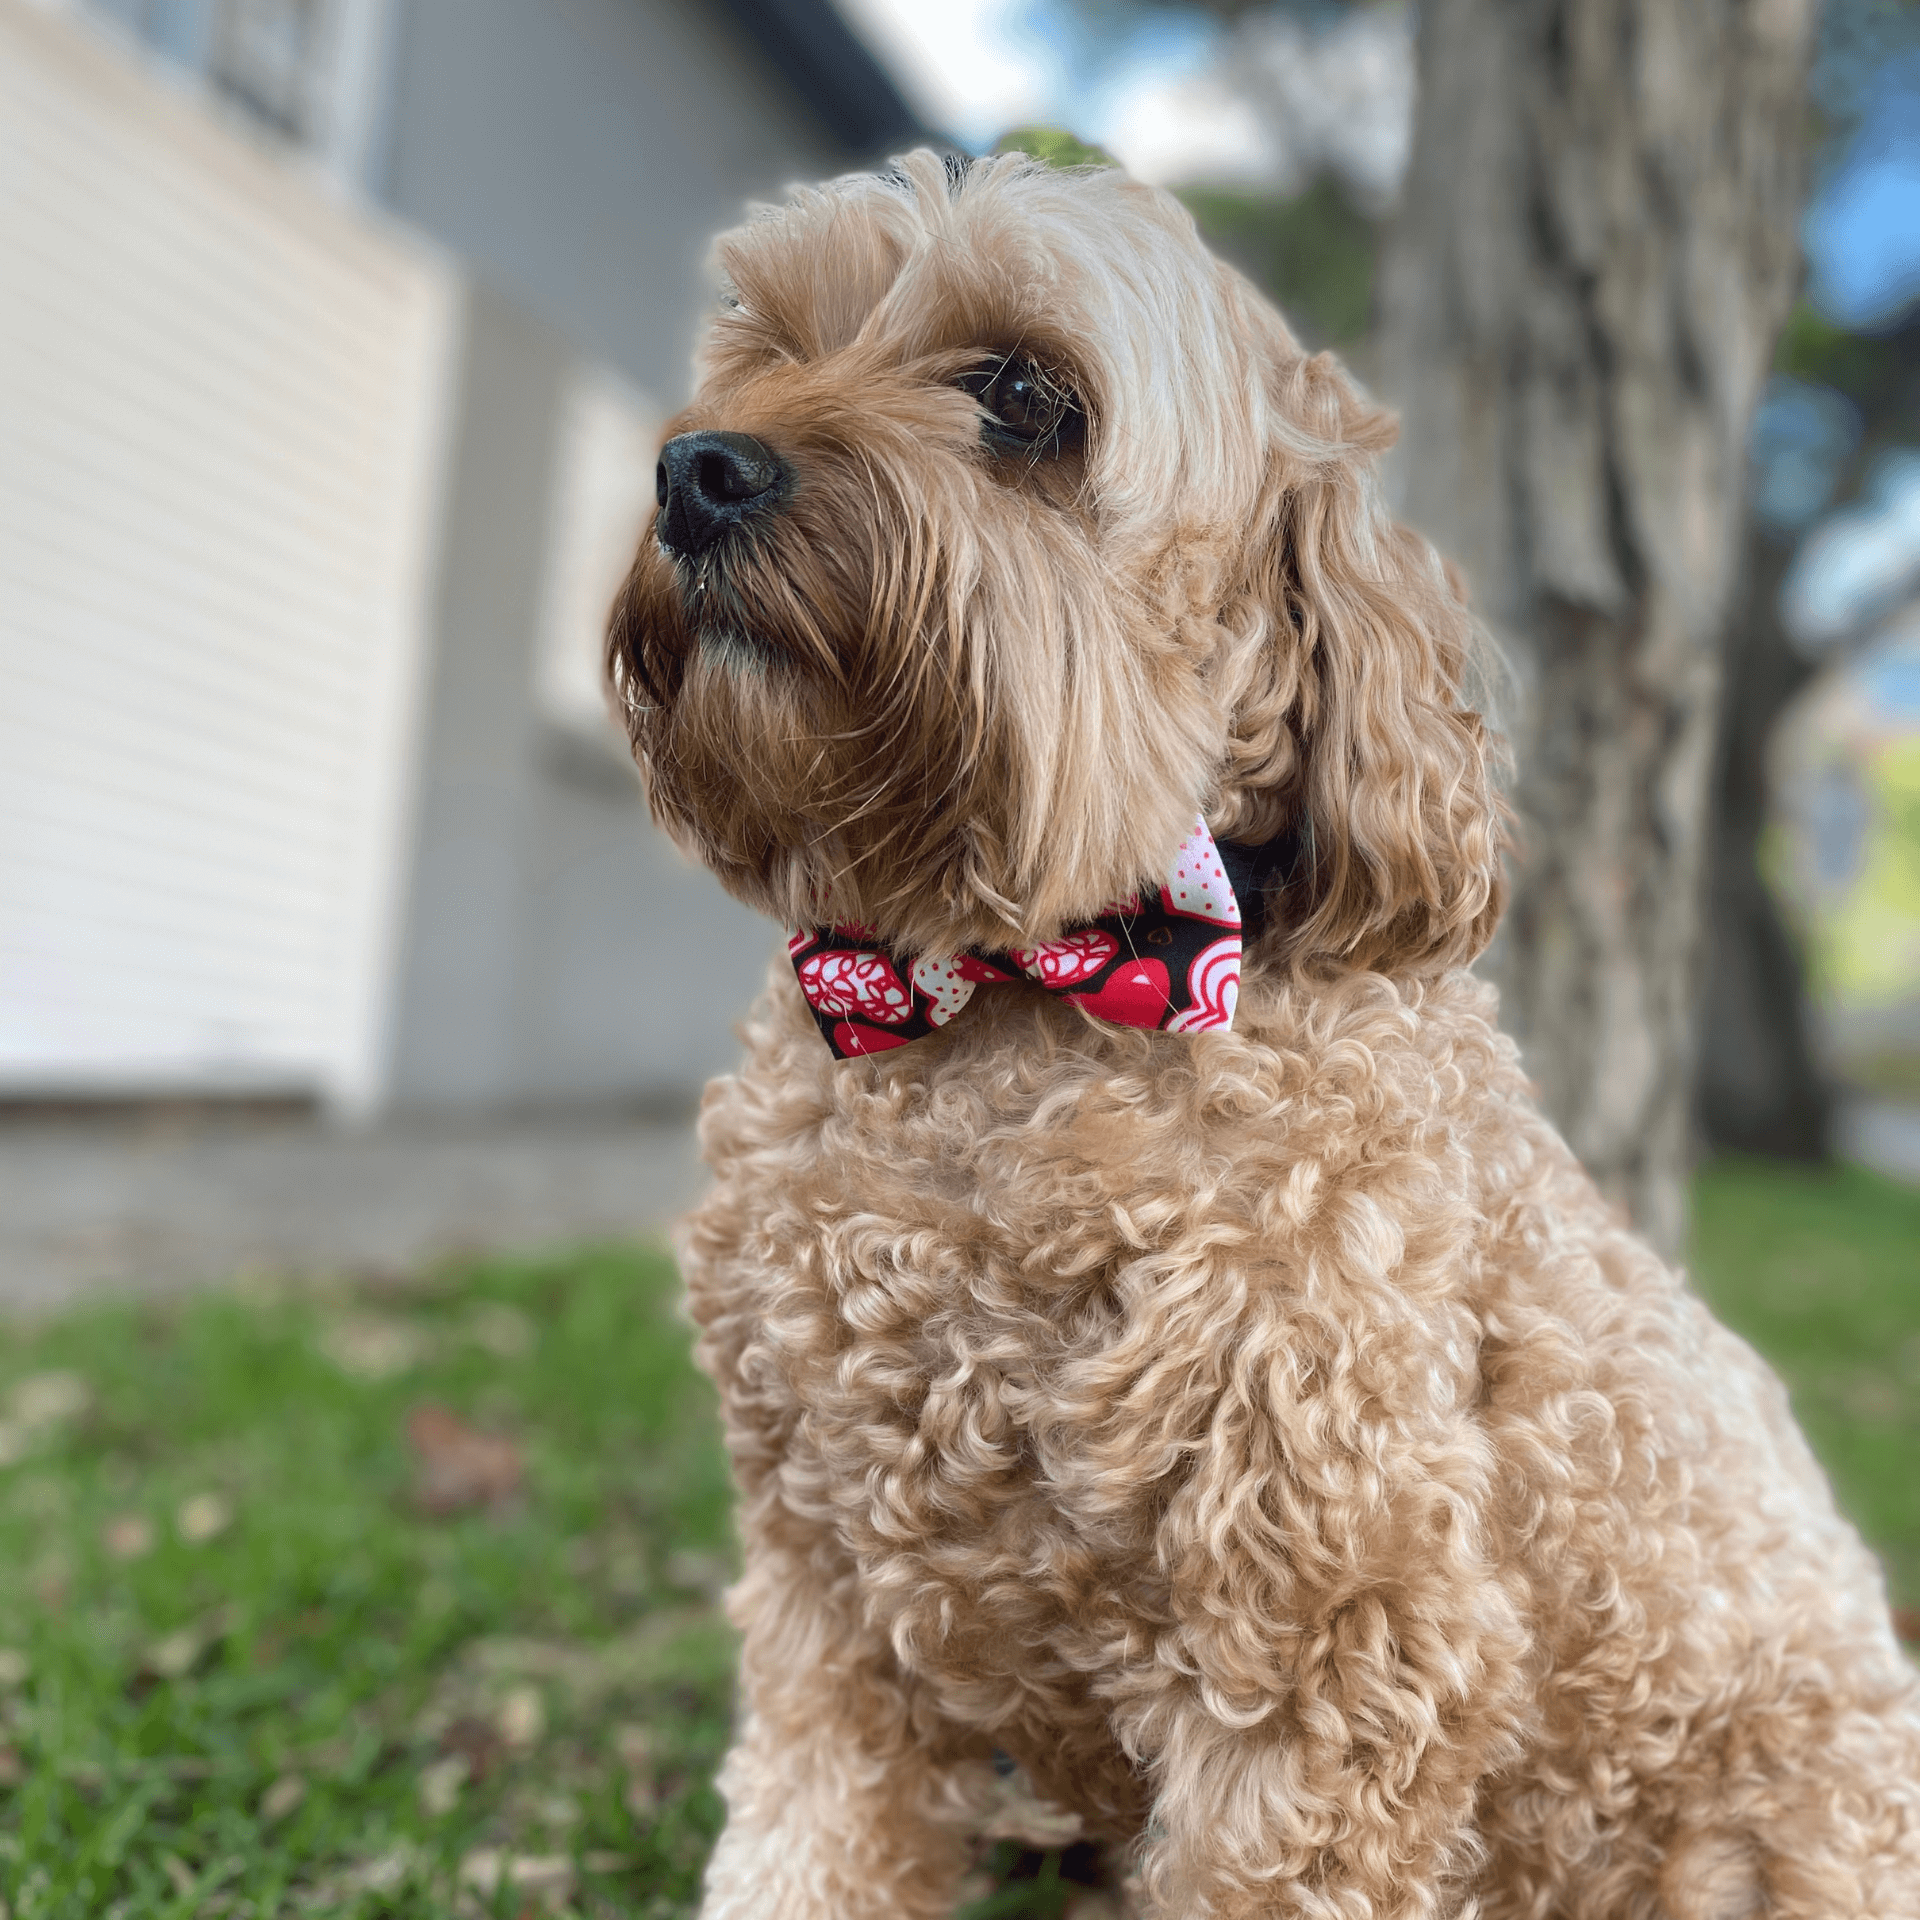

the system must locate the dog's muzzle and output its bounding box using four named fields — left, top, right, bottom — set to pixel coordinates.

left=655, top=430, right=789, bottom=561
